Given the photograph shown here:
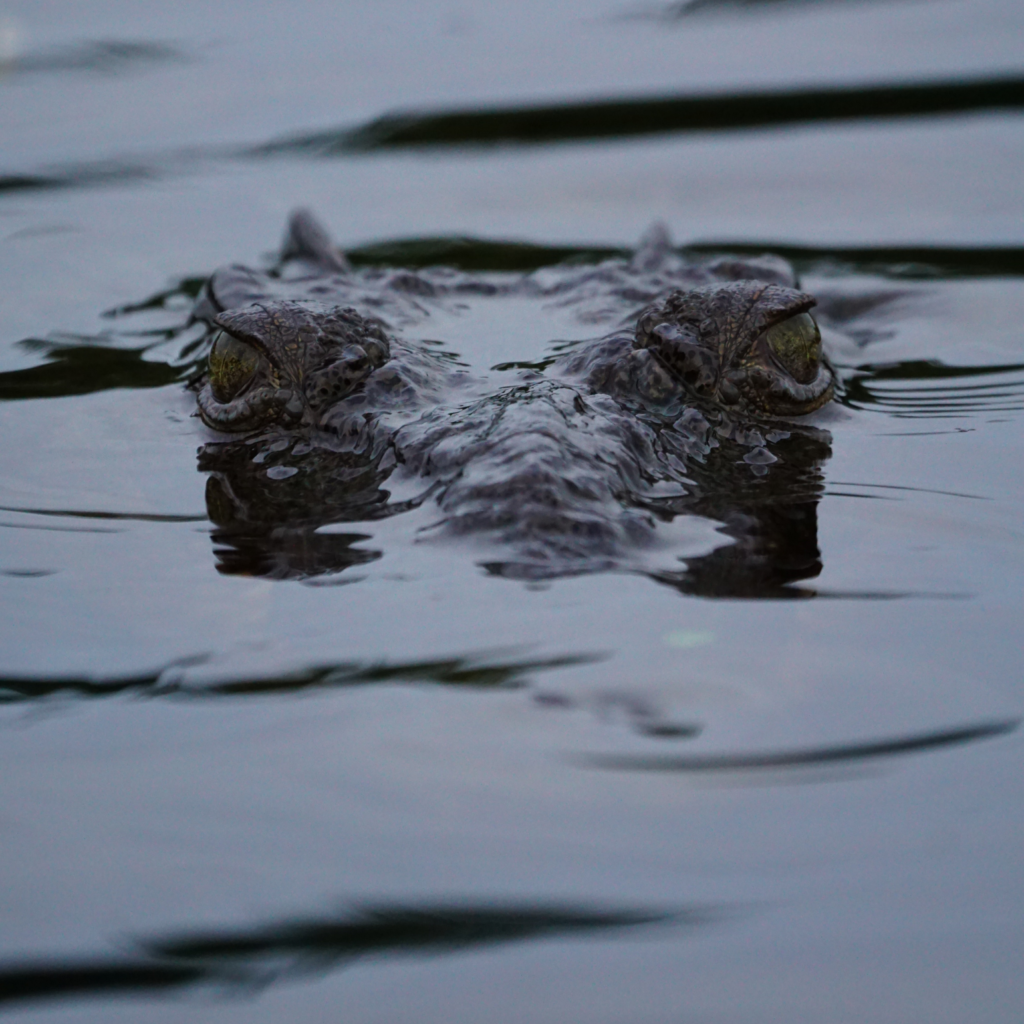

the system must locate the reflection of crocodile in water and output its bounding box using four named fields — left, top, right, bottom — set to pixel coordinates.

left=193, top=211, right=837, bottom=594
